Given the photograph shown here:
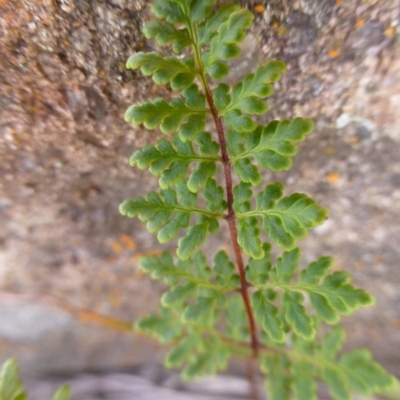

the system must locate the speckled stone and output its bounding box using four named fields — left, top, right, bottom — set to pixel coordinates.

left=0, top=0, right=399, bottom=382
